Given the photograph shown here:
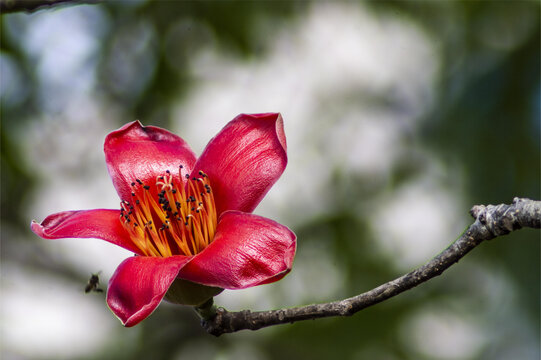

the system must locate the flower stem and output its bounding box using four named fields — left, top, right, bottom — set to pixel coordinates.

left=194, top=297, right=217, bottom=320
